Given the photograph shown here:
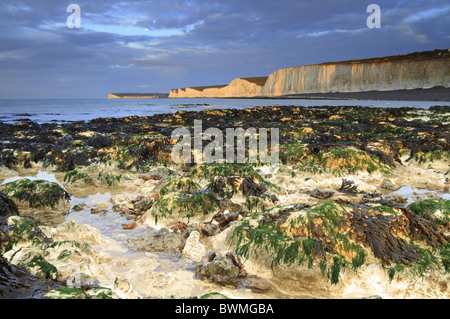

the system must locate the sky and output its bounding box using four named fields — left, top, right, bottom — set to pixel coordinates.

left=0, top=0, right=449, bottom=99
